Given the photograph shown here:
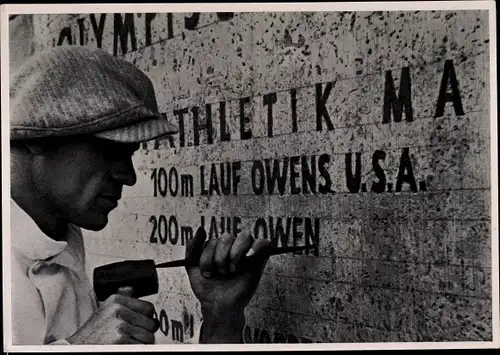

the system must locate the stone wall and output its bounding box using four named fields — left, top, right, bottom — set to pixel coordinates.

left=10, top=10, right=492, bottom=343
